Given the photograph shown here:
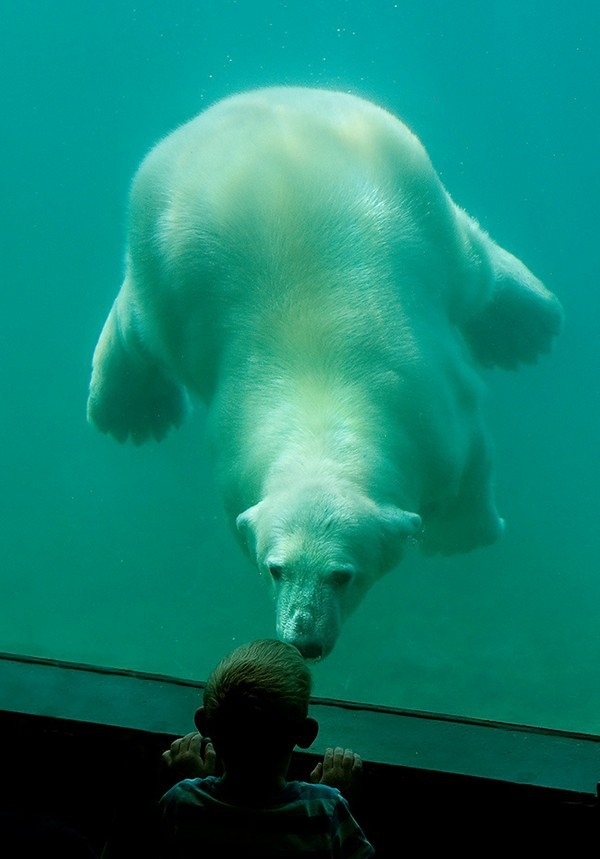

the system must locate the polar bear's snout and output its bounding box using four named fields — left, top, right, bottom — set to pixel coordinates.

left=274, top=579, right=343, bottom=660
left=278, top=616, right=331, bottom=661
